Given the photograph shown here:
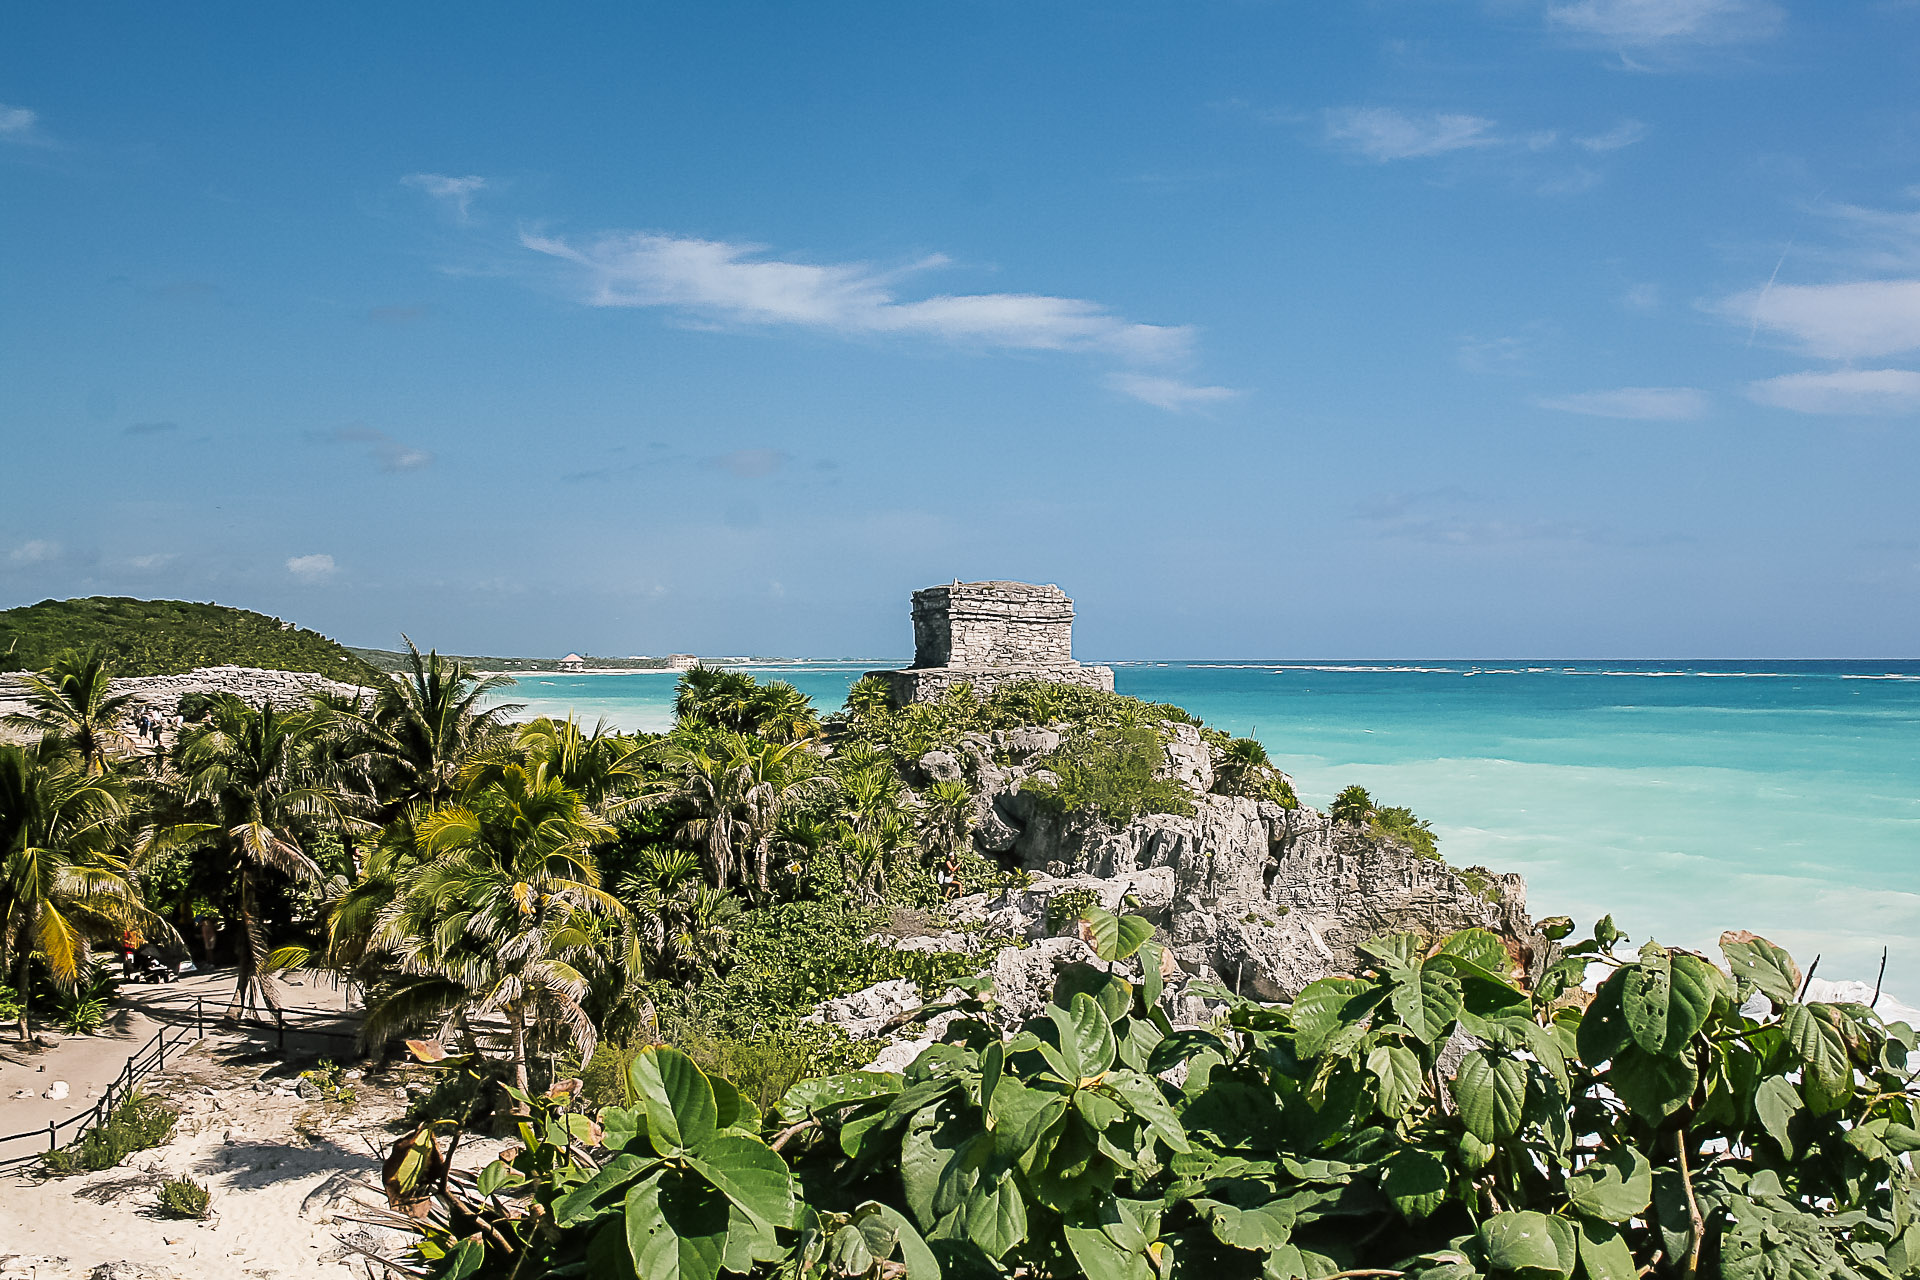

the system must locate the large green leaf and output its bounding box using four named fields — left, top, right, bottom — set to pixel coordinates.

left=1366, top=1044, right=1424, bottom=1120
left=1479, top=1211, right=1576, bottom=1280
left=1564, top=1146, right=1652, bottom=1224
left=554, top=1152, right=656, bottom=1227
left=988, top=1078, right=1067, bottom=1164
left=1081, top=907, right=1155, bottom=963
left=1718, top=931, right=1801, bottom=1006
left=1290, top=977, right=1375, bottom=1058
left=775, top=1071, right=902, bottom=1123
left=1754, top=1075, right=1801, bottom=1158
left=685, top=1133, right=795, bottom=1231
left=868, top=1202, right=944, bottom=1279
left=1608, top=1045, right=1696, bottom=1122
left=1436, top=927, right=1515, bottom=979
left=1106, top=1072, right=1190, bottom=1153
left=1380, top=1146, right=1448, bottom=1221
left=631, top=1047, right=719, bottom=1156
left=959, top=1177, right=1028, bottom=1259
left=1453, top=1050, right=1527, bottom=1142
left=1064, top=1200, right=1162, bottom=1280
left=1576, top=970, right=1632, bottom=1067
left=1055, top=993, right=1118, bottom=1080
left=1781, top=1003, right=1852, bottom=1114
left=1575, top=1219, right=1637, bottom=1280
left=625, top=1173, right=729, bottom=1280
left=1619, top=943, right=1717, bottom=1056
left=1206, top=1199, right=1295, bottom=1251
left=1391, top=963, right=1464, bottom=1044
